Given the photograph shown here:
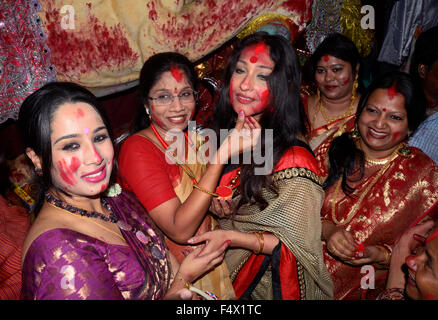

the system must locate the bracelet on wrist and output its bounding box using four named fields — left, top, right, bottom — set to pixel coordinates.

left=373, top=244, right=392, bottom=269
left=376, top=288, right=405, bottom=300
left=252, top=232, right=265, bottom=254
